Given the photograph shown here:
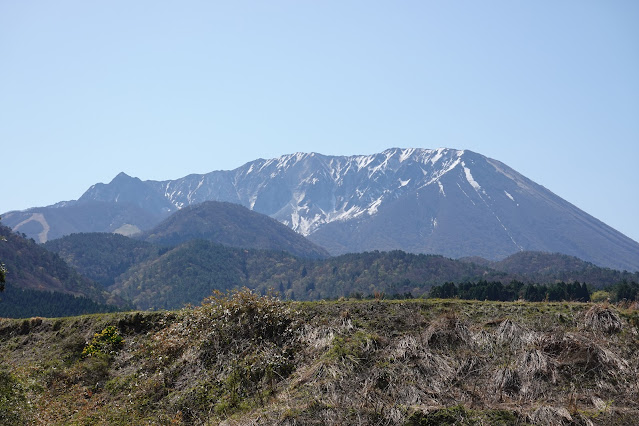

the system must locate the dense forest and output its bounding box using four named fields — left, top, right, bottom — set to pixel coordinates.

left=109, top=244, right=504, bottom=309
left=485, top=251, right=639, bottom=285
left=35, top=228, right=639, bottom=311
left=44, top=233, right=159, bottom=287
left=0, top=284, right=121, bottom=318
